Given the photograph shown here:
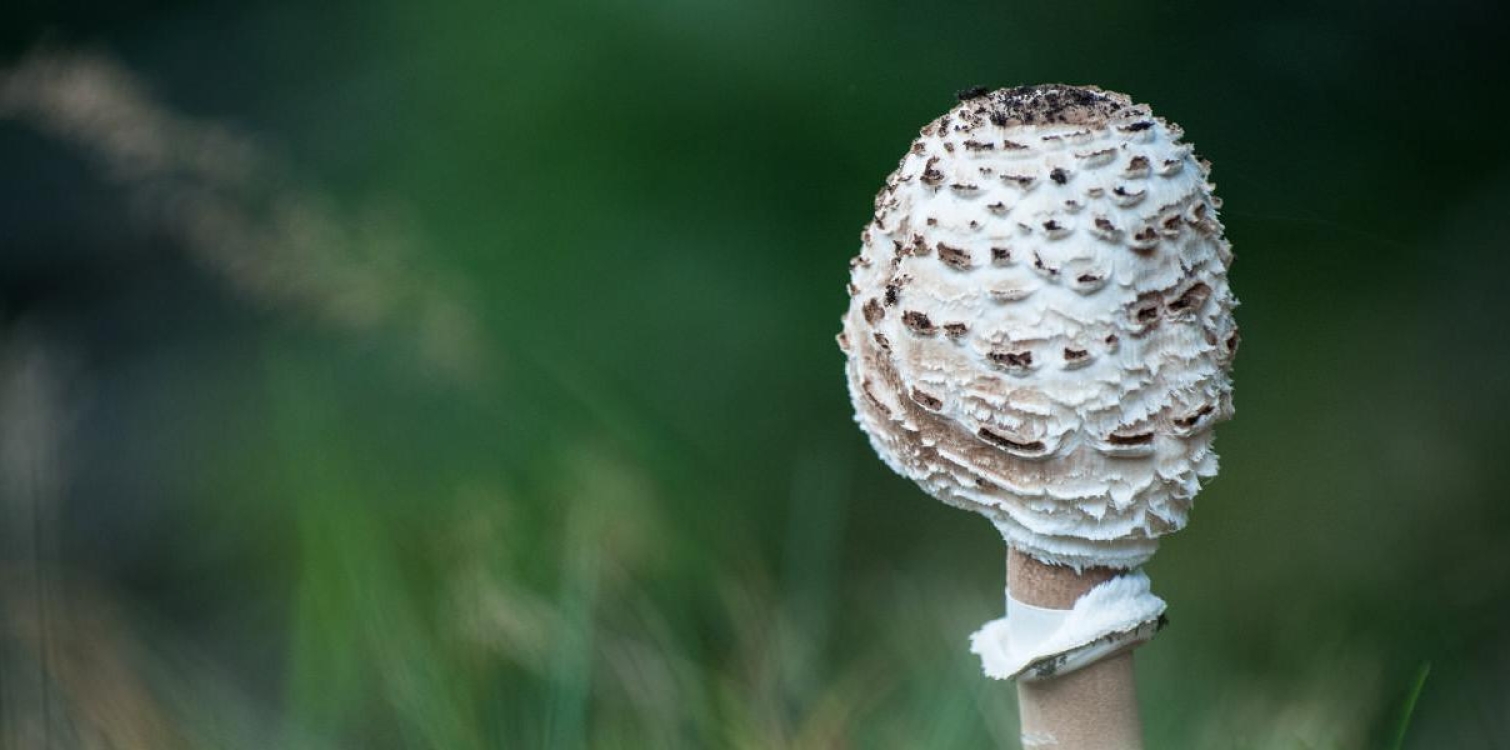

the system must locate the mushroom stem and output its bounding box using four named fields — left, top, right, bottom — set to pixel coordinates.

left=1008, top=548, right=1144, bottom=750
